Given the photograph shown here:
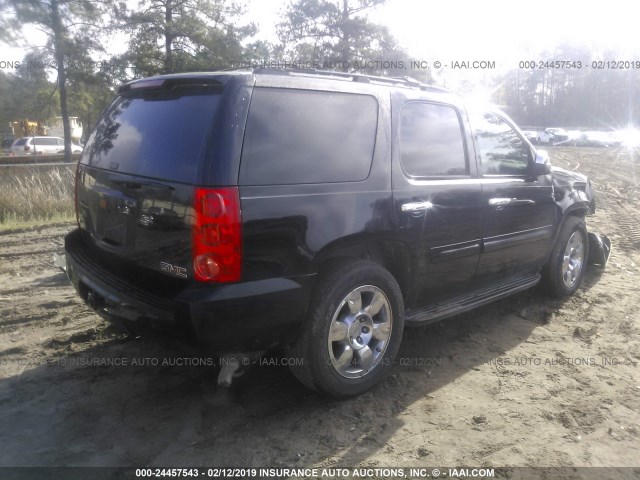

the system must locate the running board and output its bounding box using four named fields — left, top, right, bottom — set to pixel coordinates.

left=405, top=274, right=541, bottom=325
